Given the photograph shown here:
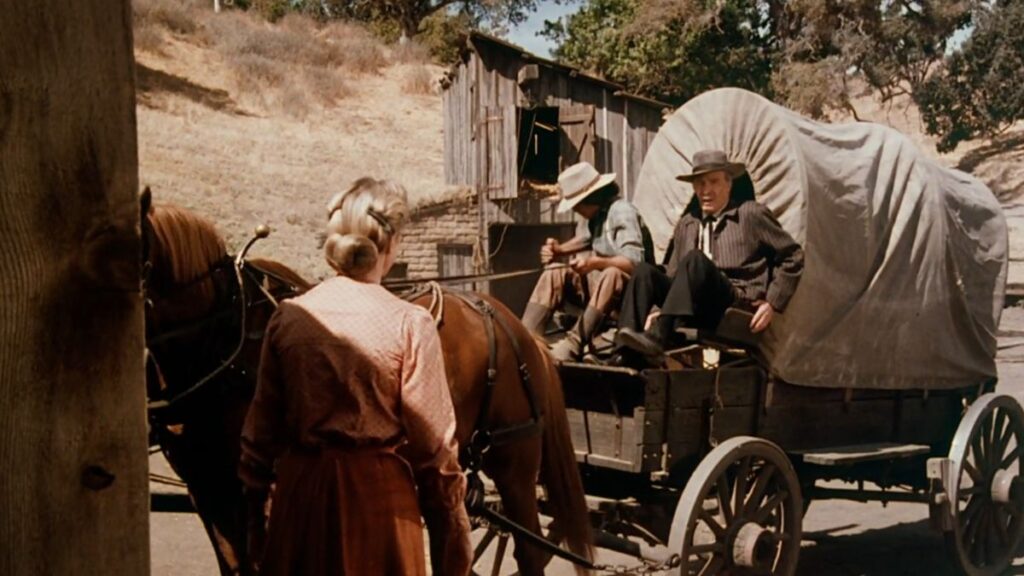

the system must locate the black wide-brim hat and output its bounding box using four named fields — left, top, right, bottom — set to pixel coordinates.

left=676, top=149, right=747, bottom=182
